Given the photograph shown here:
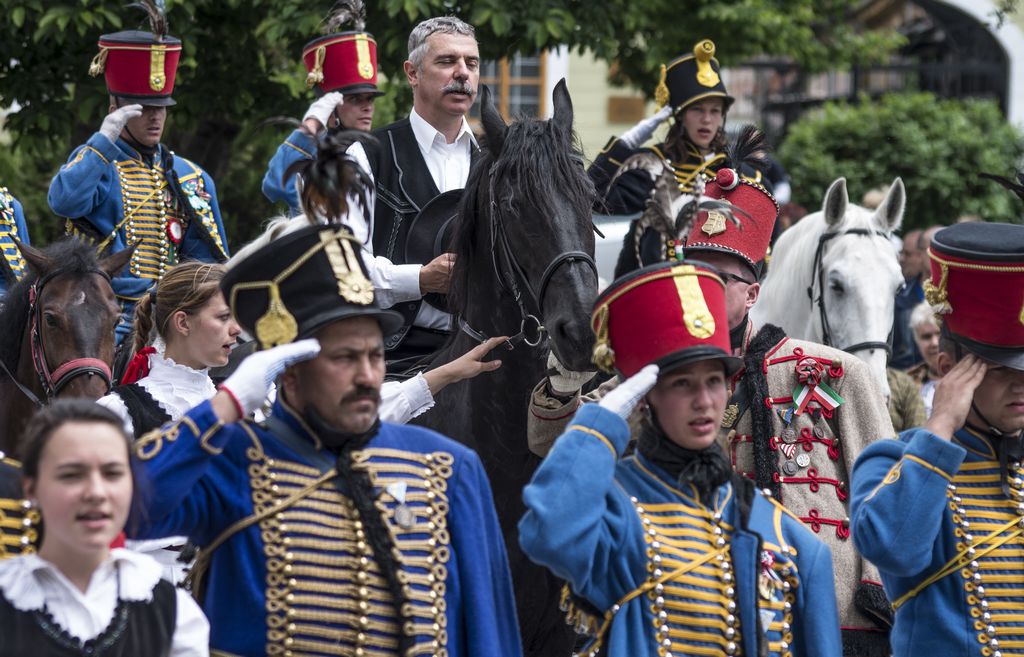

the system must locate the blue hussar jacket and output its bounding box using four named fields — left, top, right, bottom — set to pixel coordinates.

left=0, top=188, right=29, bottom=296
left=852, top=427, right=1024, bottom=657
left=47, top=133, right=229, bottom=330
left=519, top=404, right=842, bottom=657
left=129, top=397, right=523, bottom=657
left=263, top=129, right=315, bottom=215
